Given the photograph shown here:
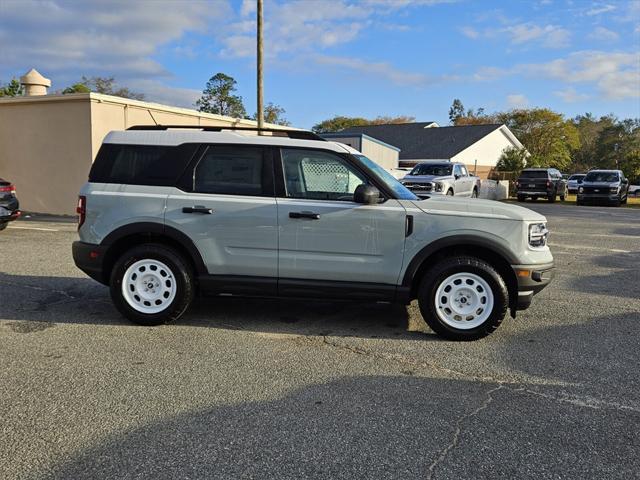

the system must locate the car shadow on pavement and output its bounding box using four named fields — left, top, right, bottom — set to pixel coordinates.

left=0, top=273, right=431, bottom=341
left=37, top=375, right=639, bottom=480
